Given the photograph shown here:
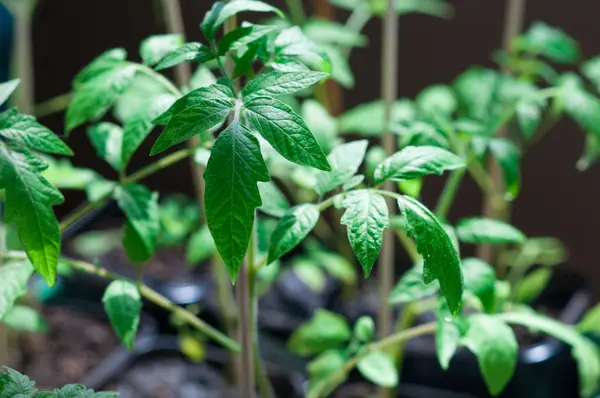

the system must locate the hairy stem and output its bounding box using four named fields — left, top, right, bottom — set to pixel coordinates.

left=307, top=322, right=437, bottom=398
left=377, top=7, right=399, bottom=398
left=3, top=251, right=240, bottom=352
left=237, top=234, right=256, bottom=397
left=477, top=0, right=527, bottom=263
